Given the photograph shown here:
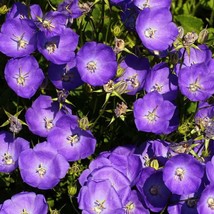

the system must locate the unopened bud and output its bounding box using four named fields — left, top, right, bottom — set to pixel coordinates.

left=112, top=26, right=121, bottom=37
left=183, top=32, right=198, bottom=47
left=68, top=185, right=77, bottom=196
left=79, top=116, right=89, bottom=130
left=198, top=28, right=209, bottom=44
left=114, top=80, right=128, bottom=94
